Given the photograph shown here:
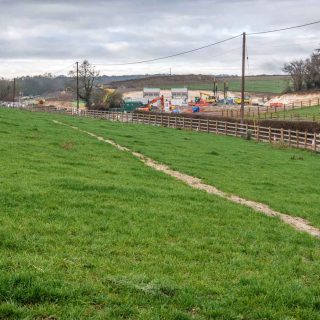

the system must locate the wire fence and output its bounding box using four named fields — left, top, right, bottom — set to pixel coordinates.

left=2, top=104, right=319, bottom=153
left=212, top=97, right=320, bottom=120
